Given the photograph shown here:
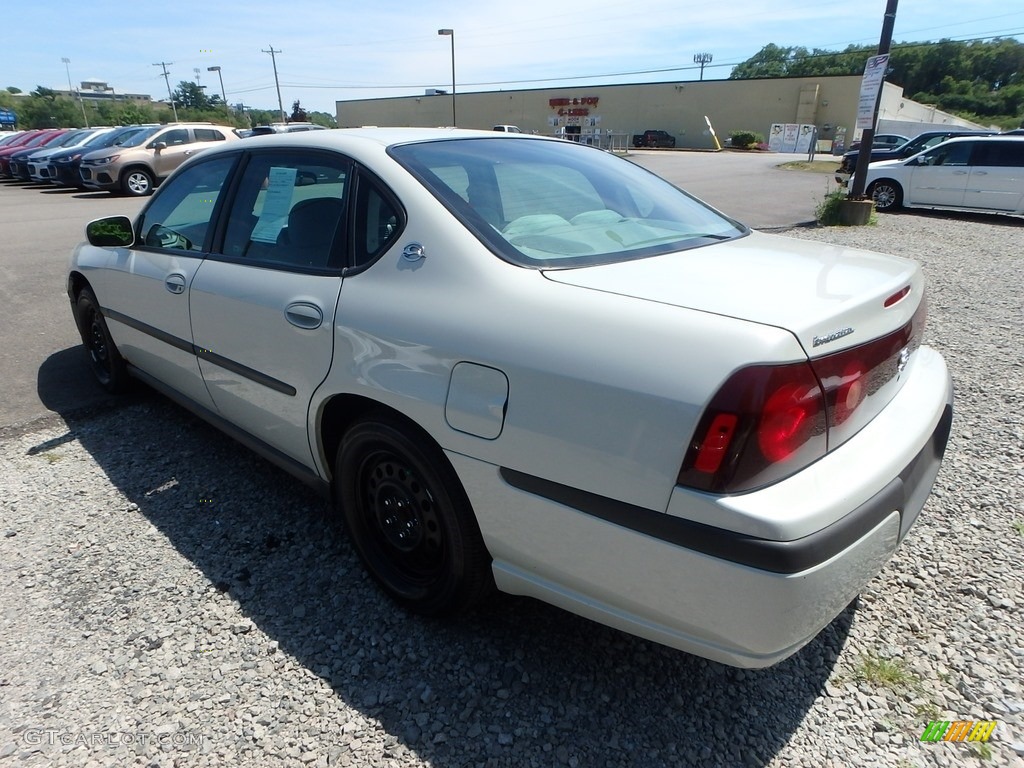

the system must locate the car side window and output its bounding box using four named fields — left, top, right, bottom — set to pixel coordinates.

left=194, top=129, right=226, bottom=143
left=352, top=174, right=402, bottom=267
left=156, top=129, right=190, bottom=147
left=136, top=156, right=236, bottom=253
left=973, top=141, right=1024, bottom=167
left=220, top=152, right=349, bottom=270
left=928, top=142, right=973, bottom=167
